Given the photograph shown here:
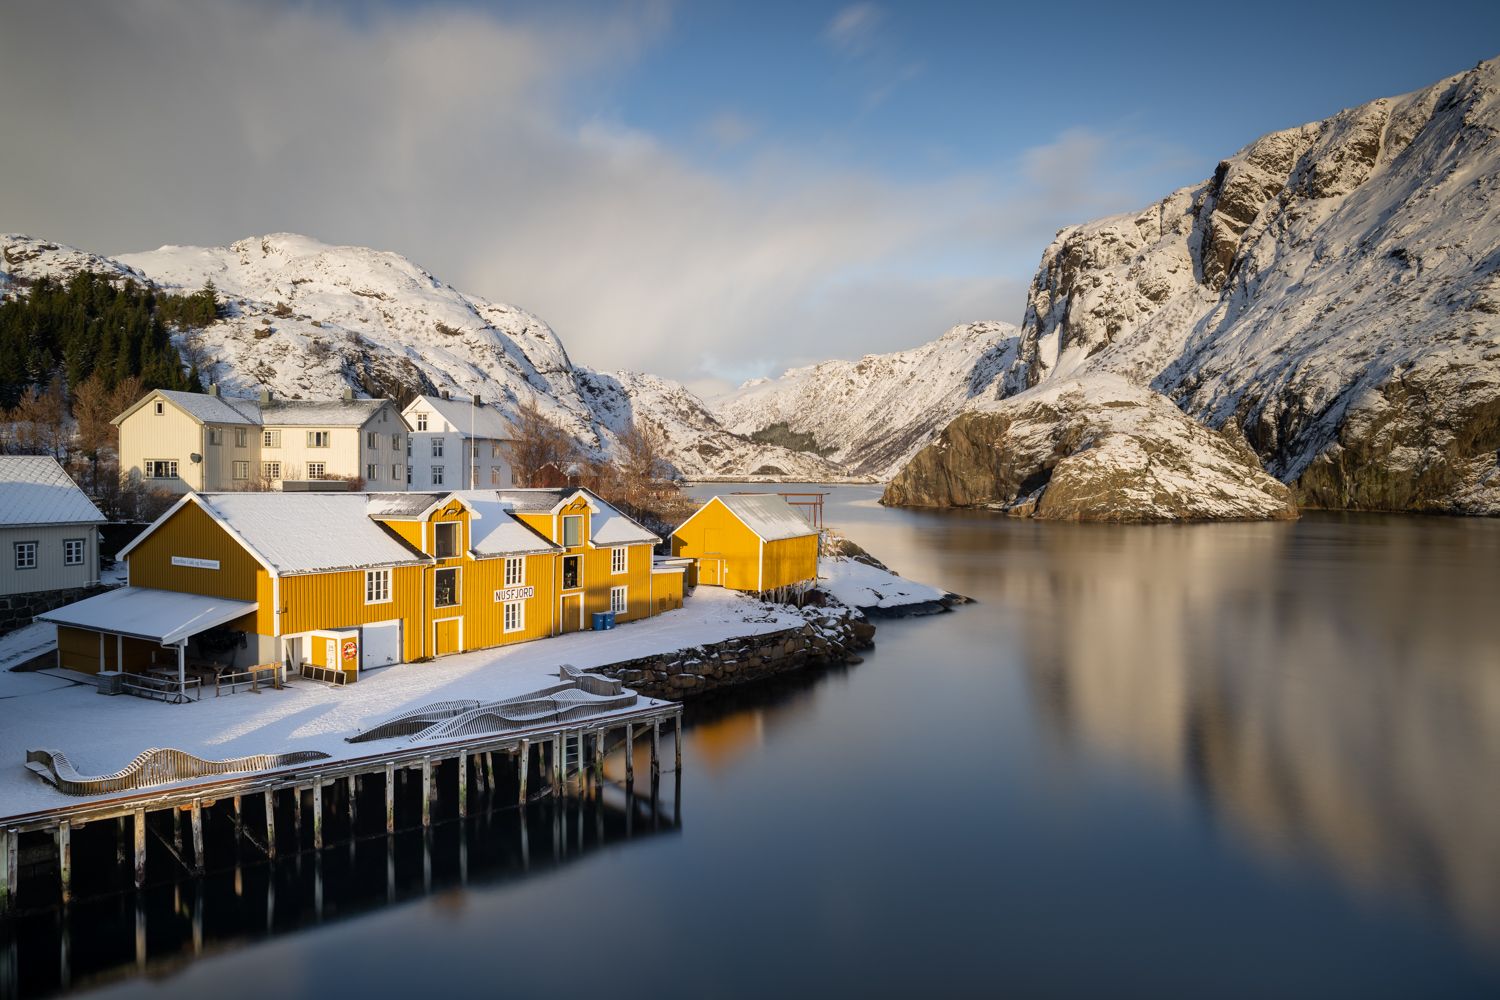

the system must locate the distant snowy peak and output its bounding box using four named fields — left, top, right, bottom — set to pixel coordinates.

left=713, top=320, right=1020, bottom=479
left=1, top=234, right=142, bottom=289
